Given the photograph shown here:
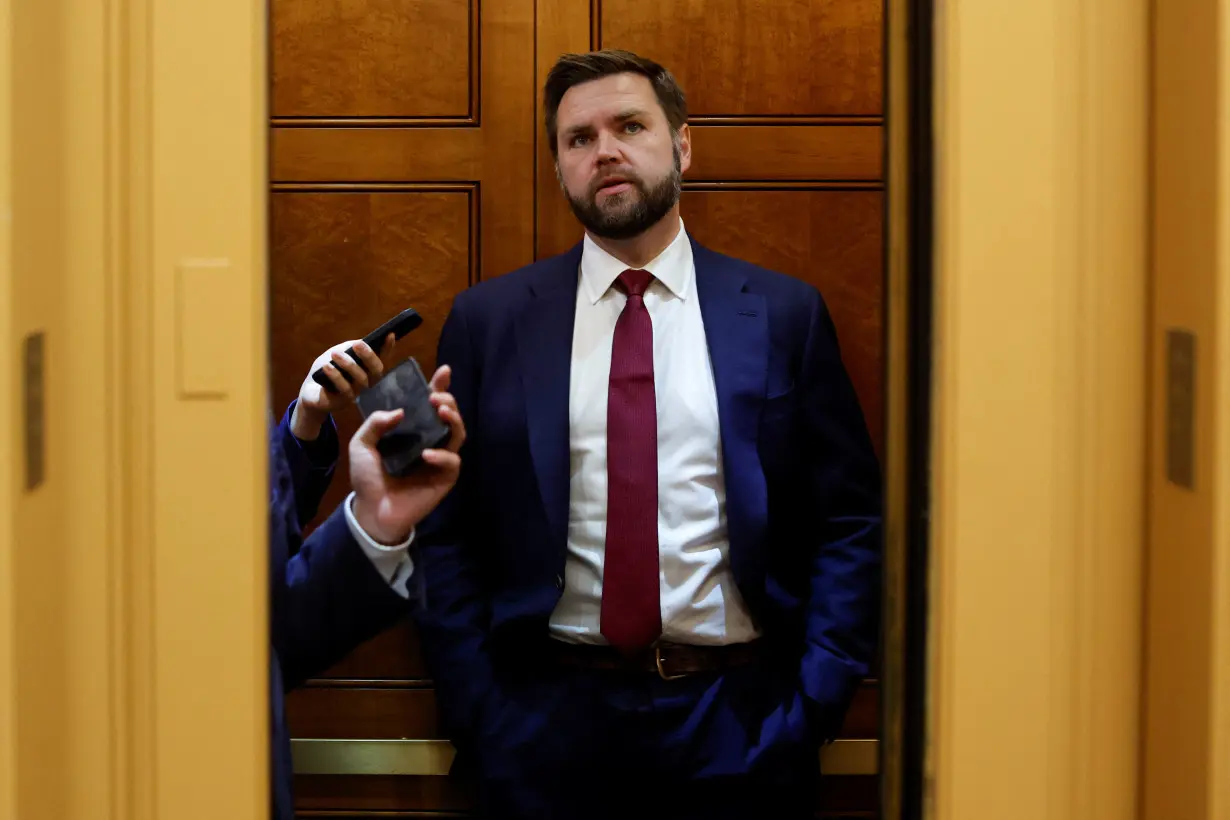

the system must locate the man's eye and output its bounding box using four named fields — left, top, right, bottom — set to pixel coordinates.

left=571, top=135, right=589, bottom=147
left=625, top=122, right=643, bottom=134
